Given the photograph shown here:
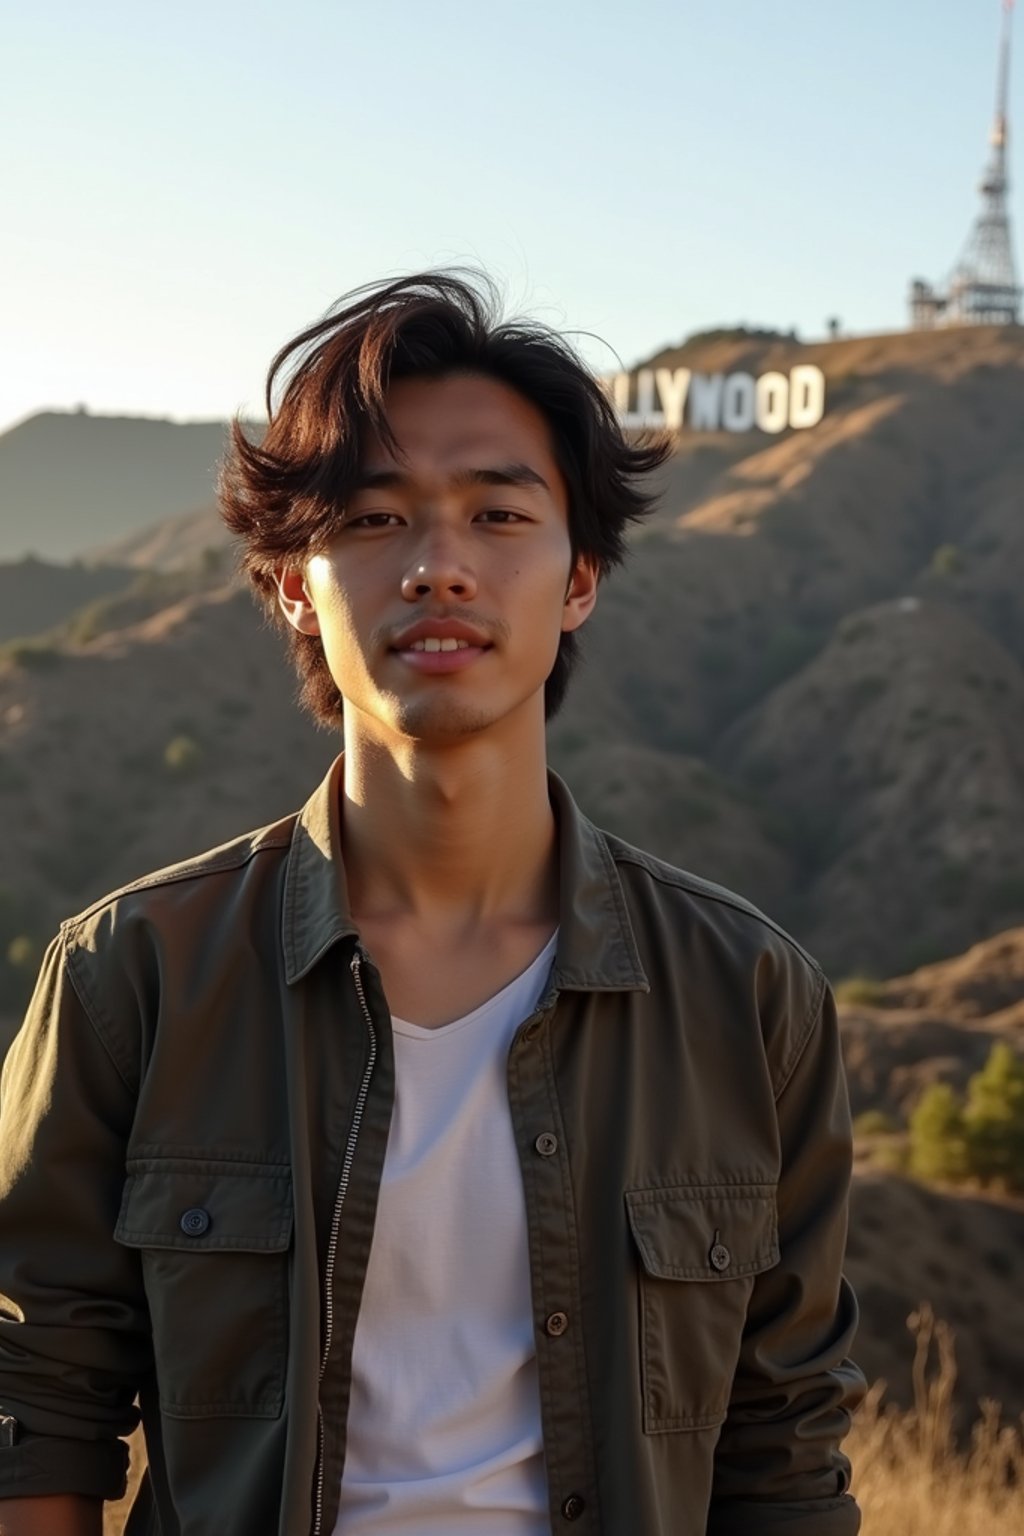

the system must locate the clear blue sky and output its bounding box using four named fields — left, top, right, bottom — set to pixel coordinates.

left=0, top=0, right=1015, bottom=432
